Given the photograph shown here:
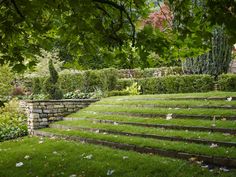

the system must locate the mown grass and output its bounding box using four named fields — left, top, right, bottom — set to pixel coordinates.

left=84, top=105, right=236, bottom=117
left=1, top=137, right=232, bottom=177
left=53, top=119, right=236, bottom=143
left=68, top=111, right=236, bottom=129
left=97, top=99, right=236, bottom=107
left=107, top=91, right=236, bottom=100
left=42, top=128, right=236, bottom=158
